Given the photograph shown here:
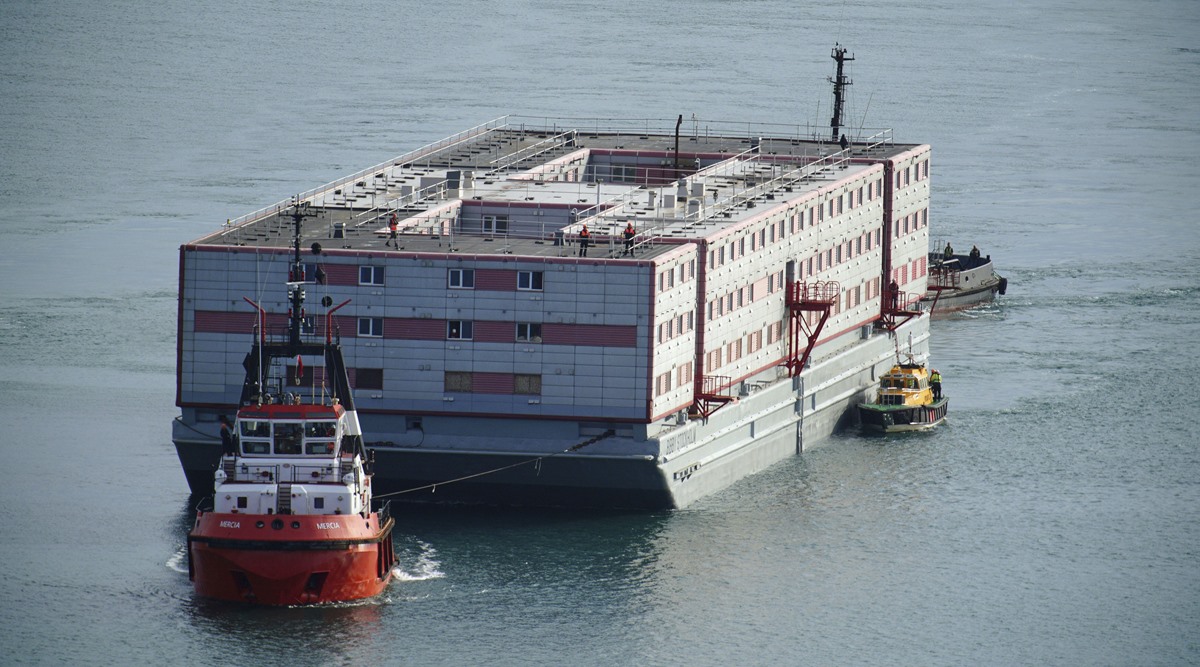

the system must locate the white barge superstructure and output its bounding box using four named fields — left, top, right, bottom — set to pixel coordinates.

left=175, top=56, right=935, bottom=510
